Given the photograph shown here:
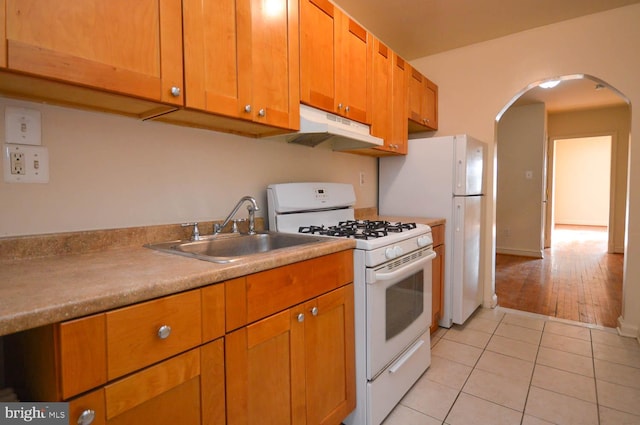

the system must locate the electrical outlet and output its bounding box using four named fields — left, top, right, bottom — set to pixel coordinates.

left=10, top=152, right=26, bottom=175
left=3, top=144, right=49, bottom=183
